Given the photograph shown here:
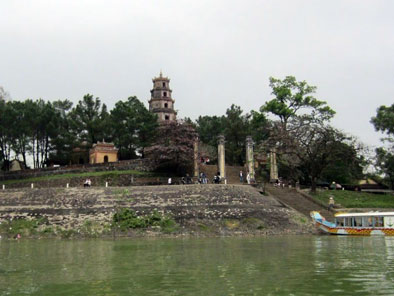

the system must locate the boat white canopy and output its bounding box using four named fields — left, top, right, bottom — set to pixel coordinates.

left=335, top=212, right=394, bottom=218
